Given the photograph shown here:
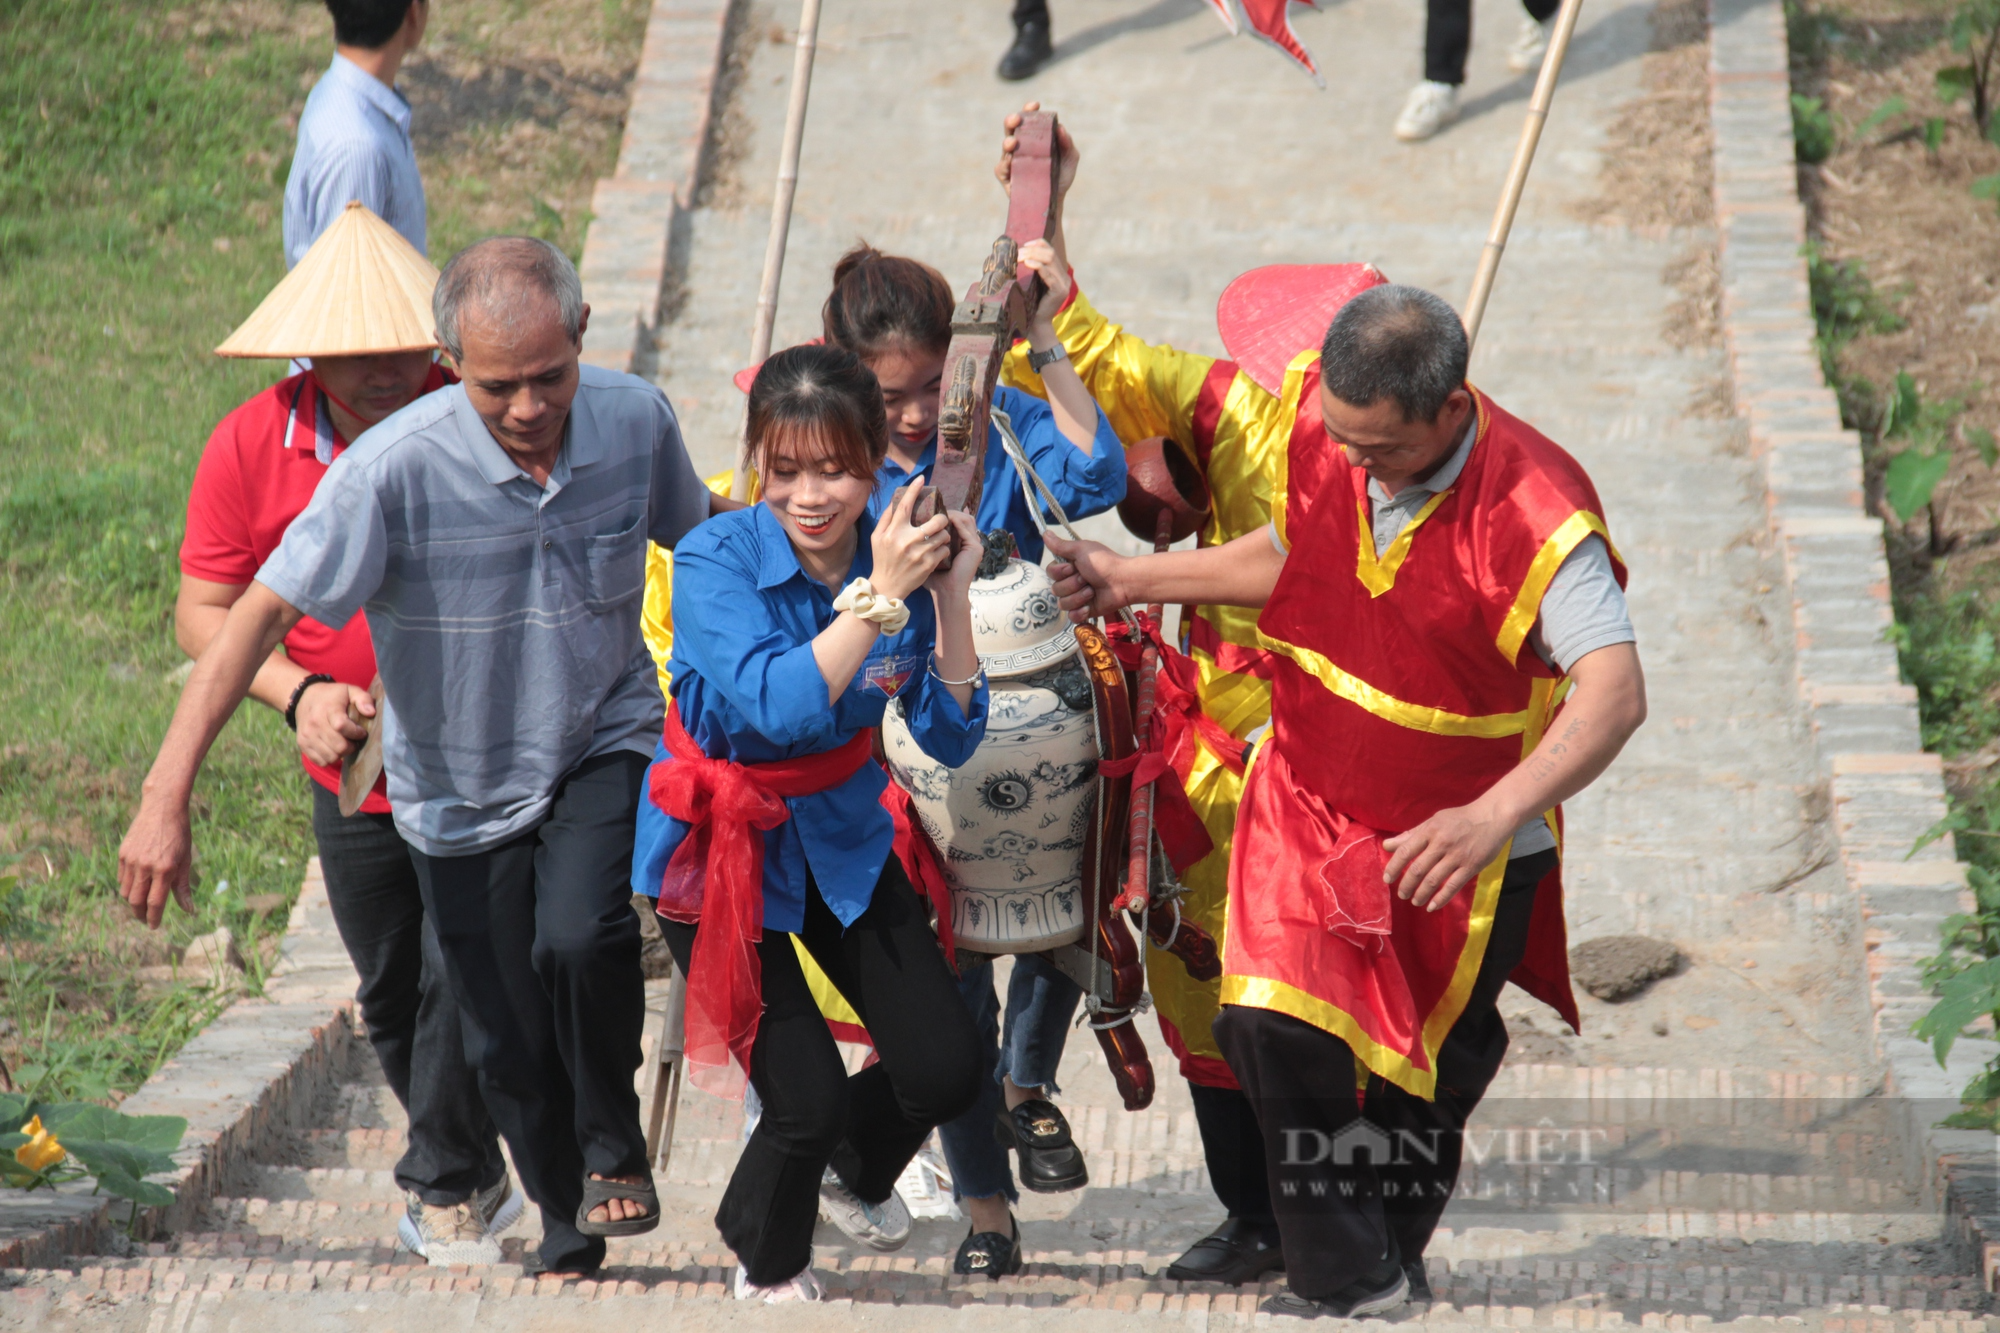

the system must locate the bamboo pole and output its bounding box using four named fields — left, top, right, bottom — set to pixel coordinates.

left=732, top=0, right=824, bottom=497
left=1461, top=0, right=1586, bottom=352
